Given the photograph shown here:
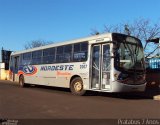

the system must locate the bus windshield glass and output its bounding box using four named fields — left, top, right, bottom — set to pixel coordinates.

left=114, top=36, right=145, bottom=72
